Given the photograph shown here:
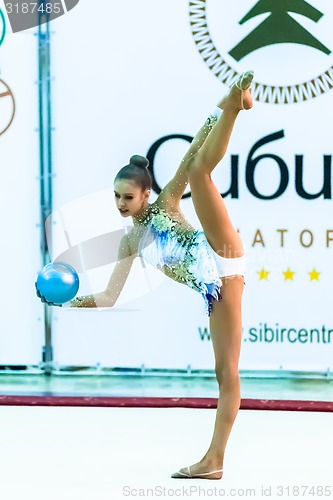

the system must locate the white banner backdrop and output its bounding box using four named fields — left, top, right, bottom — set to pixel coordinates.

left=0, top=13, right=43, bottom=363
left=49, top=0, right=332, bottom=371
